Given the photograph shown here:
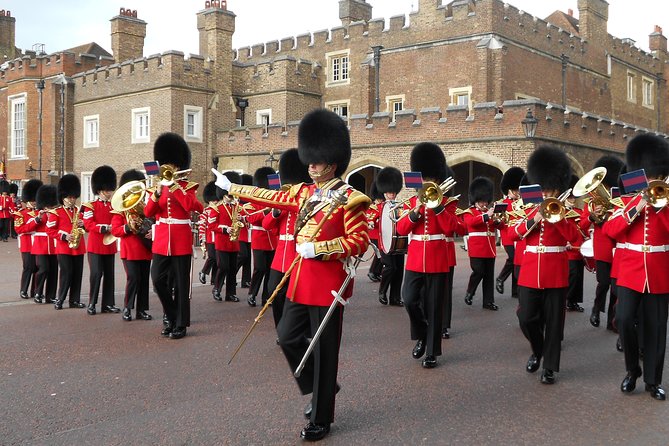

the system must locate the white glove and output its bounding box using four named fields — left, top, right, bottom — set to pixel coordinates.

left=211, top=168, right=231, bottom=191
left=296, top=242, right=316, bottom=259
